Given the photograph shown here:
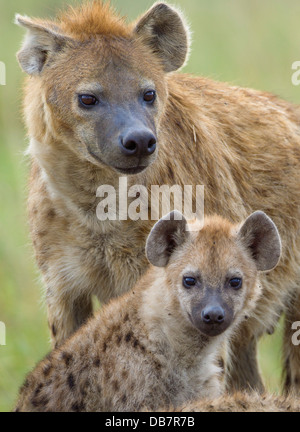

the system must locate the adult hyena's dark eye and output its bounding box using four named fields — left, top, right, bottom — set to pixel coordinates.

left=229, top=278, right=243, bottom=290
left=183, top=276, right=196, bottom=288
left=143, top=90, right=156, bottom=103
left=79, top=94, right=99, bottom=107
